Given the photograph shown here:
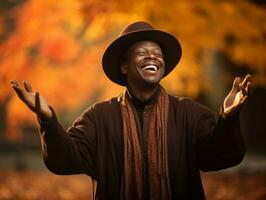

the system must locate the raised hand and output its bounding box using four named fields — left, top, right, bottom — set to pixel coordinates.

left=222, top=74, right=251, bottom=117
left=10, top=80, right=53, bottom=120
